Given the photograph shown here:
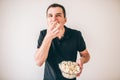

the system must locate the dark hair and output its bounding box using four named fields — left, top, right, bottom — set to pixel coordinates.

left=46, top=3, right=66, bottom=18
